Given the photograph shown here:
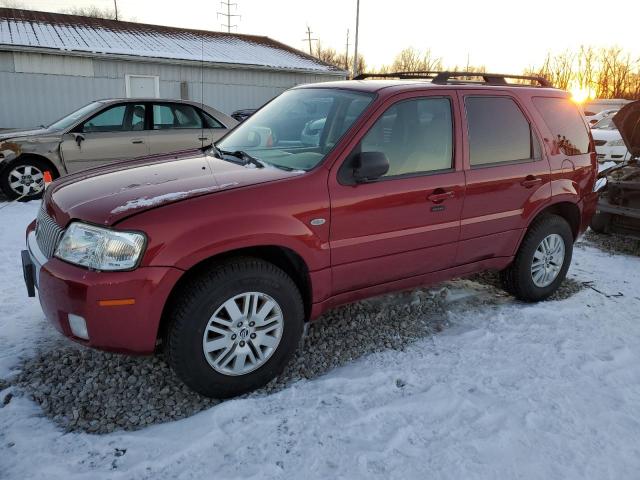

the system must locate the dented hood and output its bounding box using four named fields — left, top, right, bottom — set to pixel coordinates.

left=46, top=149, right=303, bottom=227
left=613, top=100, right=640, bottom=157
